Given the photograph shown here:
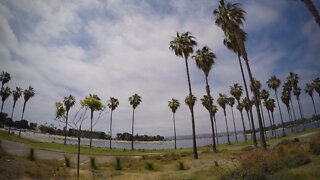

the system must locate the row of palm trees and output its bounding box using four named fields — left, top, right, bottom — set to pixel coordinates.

left=0, top=71, right=35, bottom=137
left=168, top=0, right=320, bottom=159
left=55, top=93, right=142, bottom=150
